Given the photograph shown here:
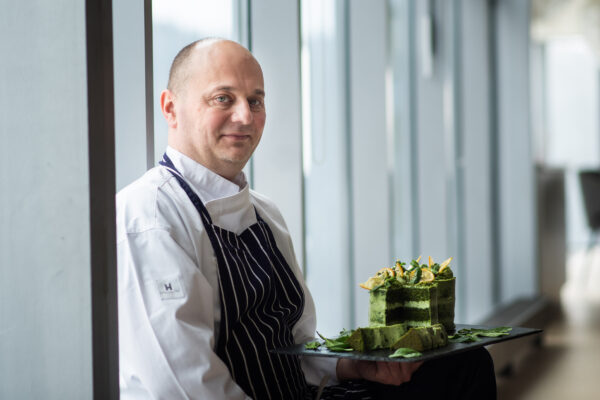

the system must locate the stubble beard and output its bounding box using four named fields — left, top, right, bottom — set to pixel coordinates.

left=216, top=142, right=255, bottom=167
